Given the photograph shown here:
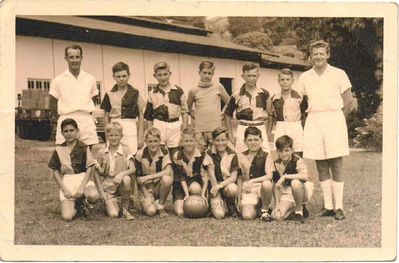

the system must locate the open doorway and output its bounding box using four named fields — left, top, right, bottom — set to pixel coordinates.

left=219, top=77, right=233, bottom=110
